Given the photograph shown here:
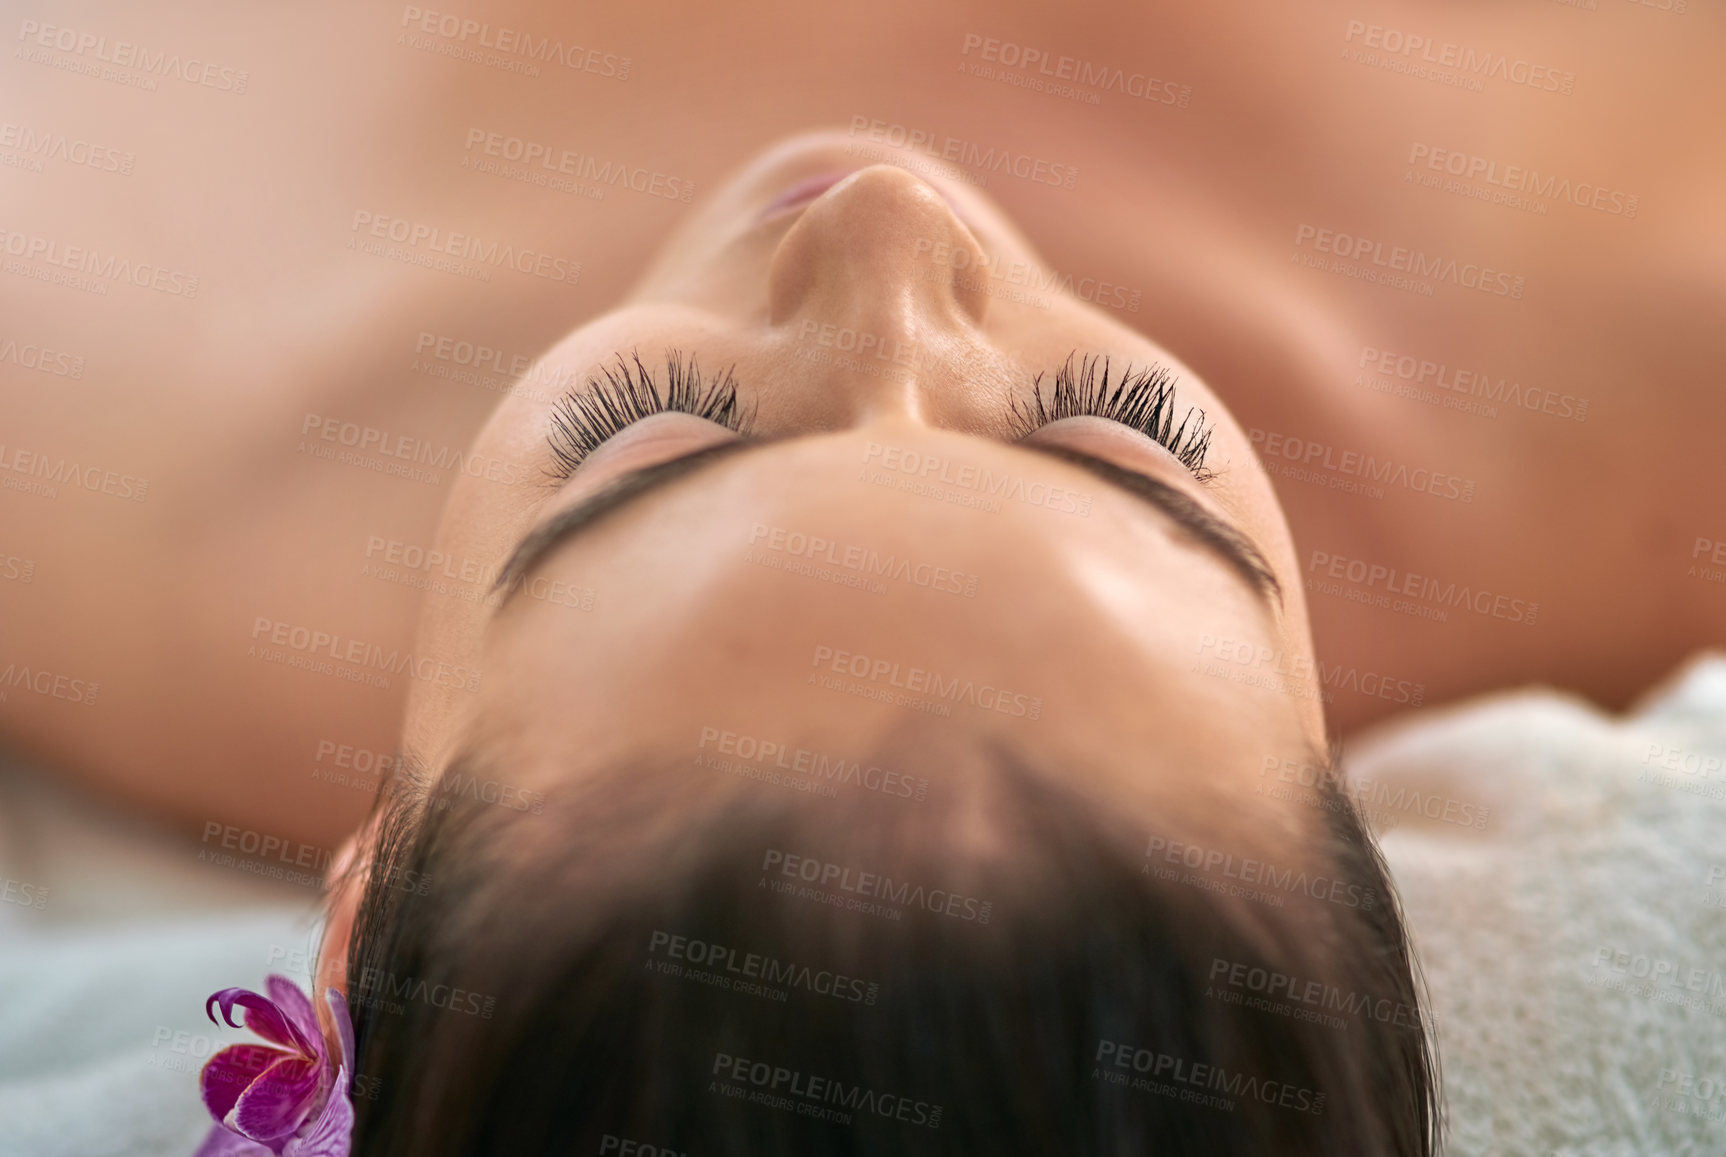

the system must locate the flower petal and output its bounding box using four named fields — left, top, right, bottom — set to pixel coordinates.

left=324, top=989, right=355, bottom=1077
left=227, top=1055, right=322, bottom=1143
left=201, top=1044, right=287, bottom=1123
left=265, top=975, right=323, bottom=1059
left=206, top=988, right=304, bottom=1052
left=283, top=1067, right=355, bottom=1157
left=191, top=1123, right=274, bottom=1157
